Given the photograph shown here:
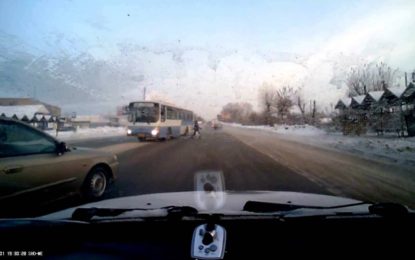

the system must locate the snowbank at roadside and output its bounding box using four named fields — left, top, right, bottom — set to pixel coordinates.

left=228, top=123, right=326, bottom=136
left=45, top=127, right=127, bottom=141
left=225, top=123, right=415, bottom=167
